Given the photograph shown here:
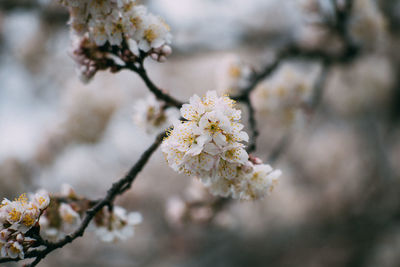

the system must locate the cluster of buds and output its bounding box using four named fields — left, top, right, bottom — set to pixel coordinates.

left=38, top=185, right=142, bottom=243
left=70, top=35, right=116, bottom=82
left=133, top=94, right=179, bottom=134
left=0, top=191, right=50, bottom=259
left=162, top=91, right=281, bottom=200
left=149, top=45, right=173, bottom=63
